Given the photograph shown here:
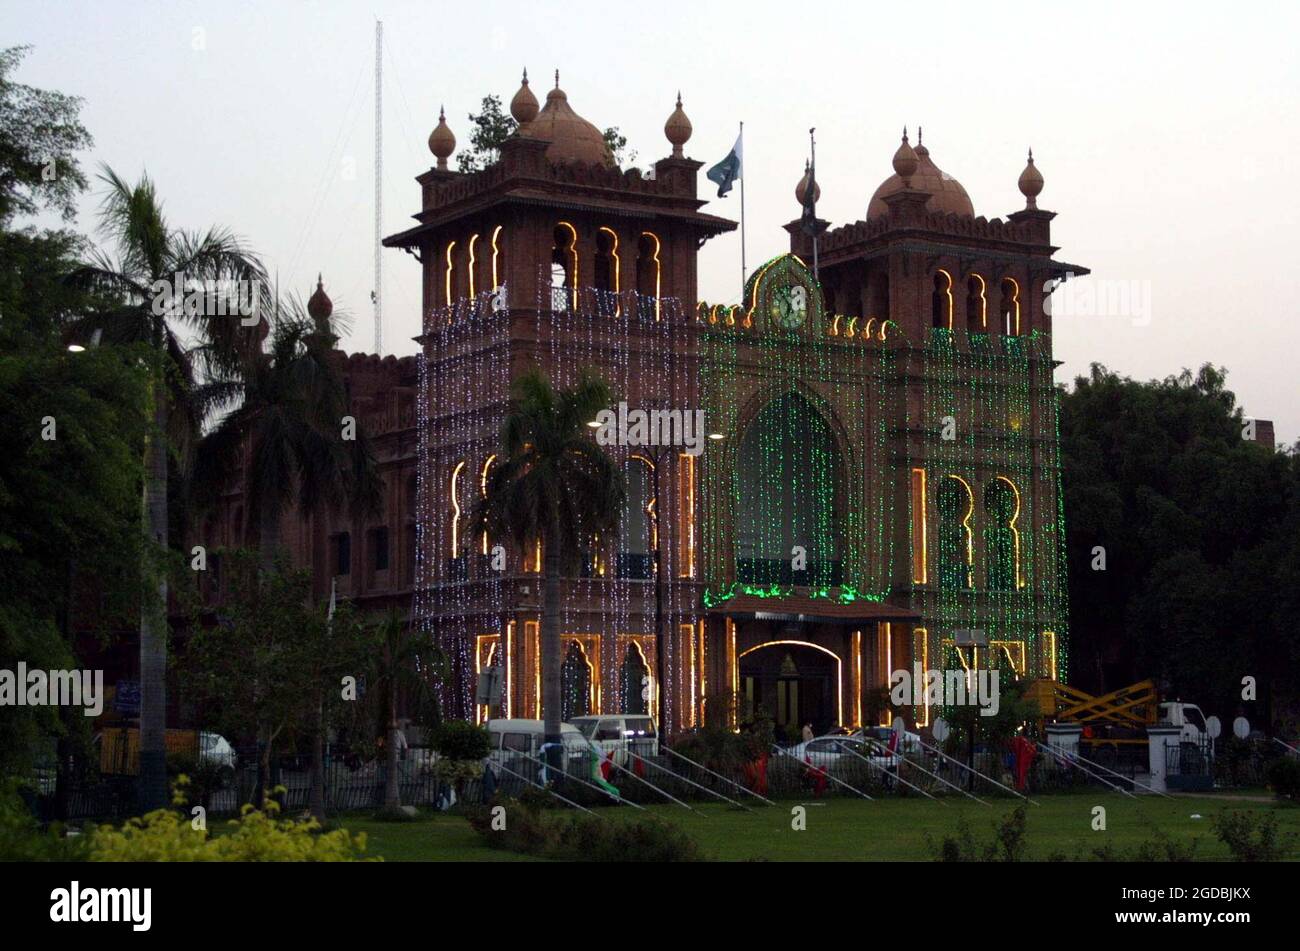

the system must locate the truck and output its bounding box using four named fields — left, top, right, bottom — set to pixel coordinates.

left=1025, top=678, right=1210, bottom=746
